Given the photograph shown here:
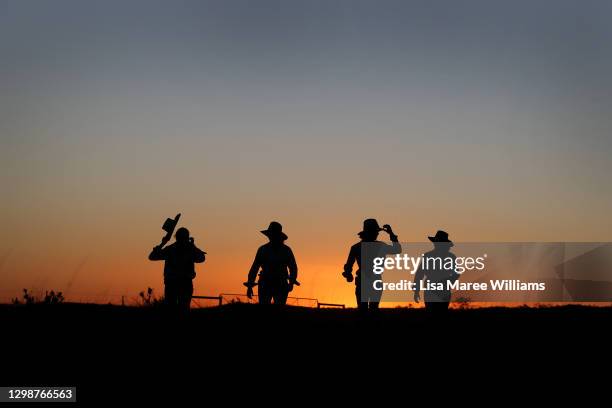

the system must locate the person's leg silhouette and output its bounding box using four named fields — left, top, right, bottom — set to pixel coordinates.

left=273, top=291, right=288, bottom=305
left=165, top=282, right=179, bottom=312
